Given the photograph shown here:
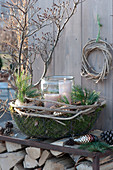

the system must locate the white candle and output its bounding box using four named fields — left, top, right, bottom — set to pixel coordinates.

left=44, top=94, right=61, bottom=108
left=59, top=79, right=72, bottom=104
